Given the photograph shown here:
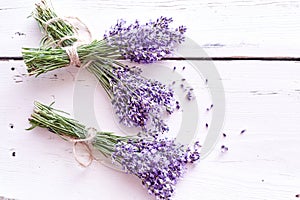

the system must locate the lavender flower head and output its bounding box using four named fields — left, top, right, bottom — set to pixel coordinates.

left=112, top=136, right=201, bottom=200
left=111, top=66, right=176, bottom=133
left=104, top=16, right=187, bottom=63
